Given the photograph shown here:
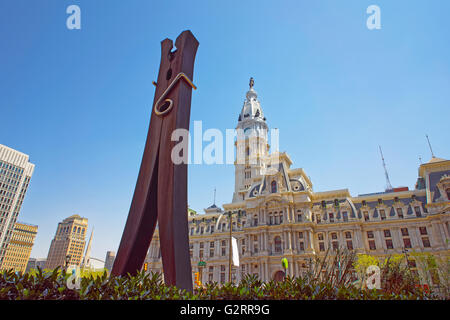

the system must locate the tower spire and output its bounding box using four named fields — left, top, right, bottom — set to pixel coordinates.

left=426, top=134, right=435, bottom=158
left=379, top=146, right=393, bottom=191
left=213, top=187, right=216, bottom=205
left=82, top=228, right=94, bottom=268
